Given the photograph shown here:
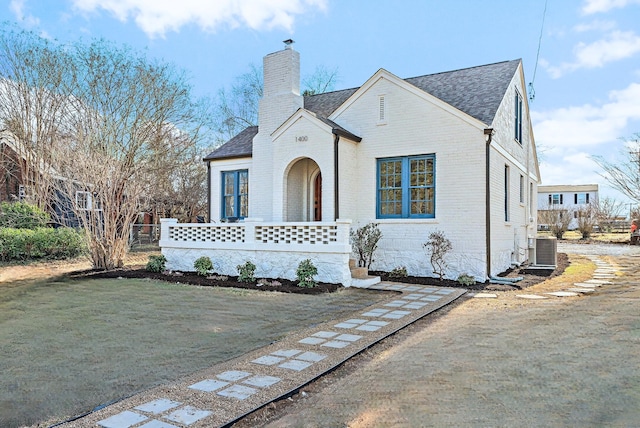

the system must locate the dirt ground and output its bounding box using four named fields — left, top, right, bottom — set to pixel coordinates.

left=238, top=249, right=640, bottom=427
